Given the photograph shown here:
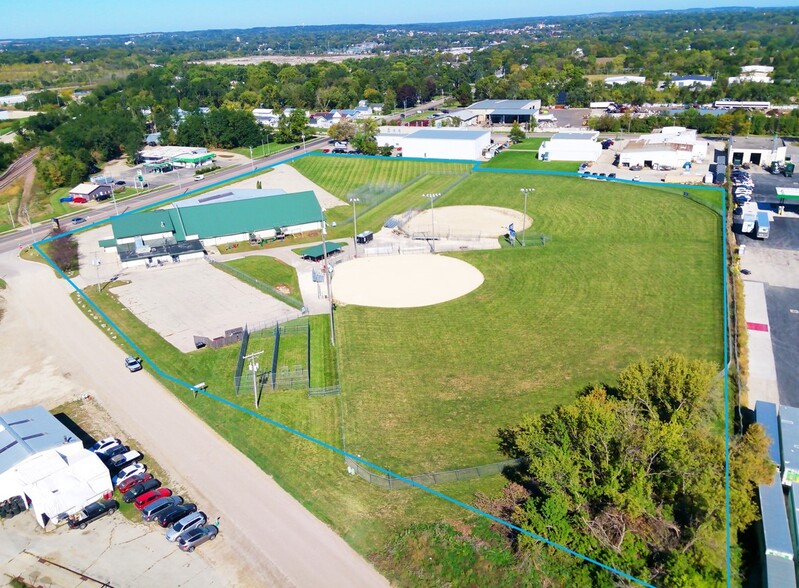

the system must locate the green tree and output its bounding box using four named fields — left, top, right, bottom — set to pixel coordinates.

left=276, top=109, right=308, bottom=143
left=327, top=119, right=355, bottom=142
left=508, top=122, right=525, bottom=144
